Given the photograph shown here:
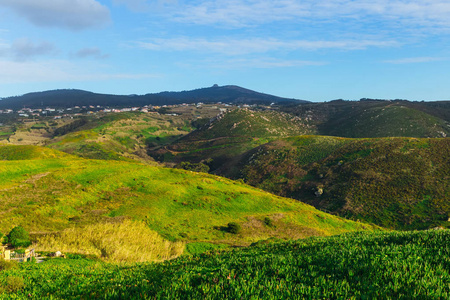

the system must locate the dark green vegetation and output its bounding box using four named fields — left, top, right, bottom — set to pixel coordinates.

left=0, top=85, right=305, bottom=109
left=2, top=230, right=450, bottom=299
left=231, top=136, right=450, bottom=230
left=4, top=226, right=31, bottom=248
left=150, top=109, right=313, bottom=172
left=281, top=99, right=450, bottom=138
left=0, top=145, right=370, bottom=250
